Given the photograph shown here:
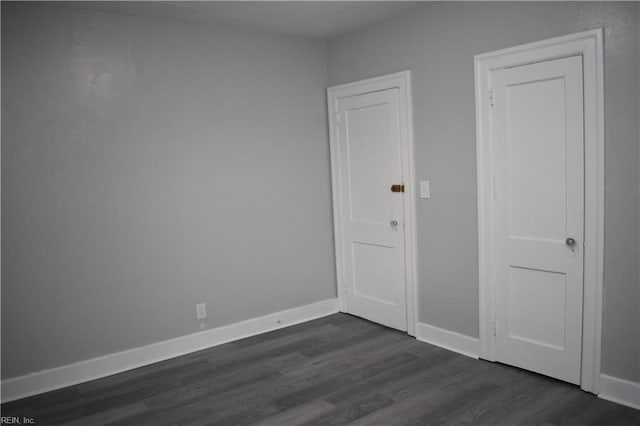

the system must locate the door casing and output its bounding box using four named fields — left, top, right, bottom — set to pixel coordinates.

left=474, top=29, right=605, bottom=393
left=327, top=71, right=418, bottom=336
